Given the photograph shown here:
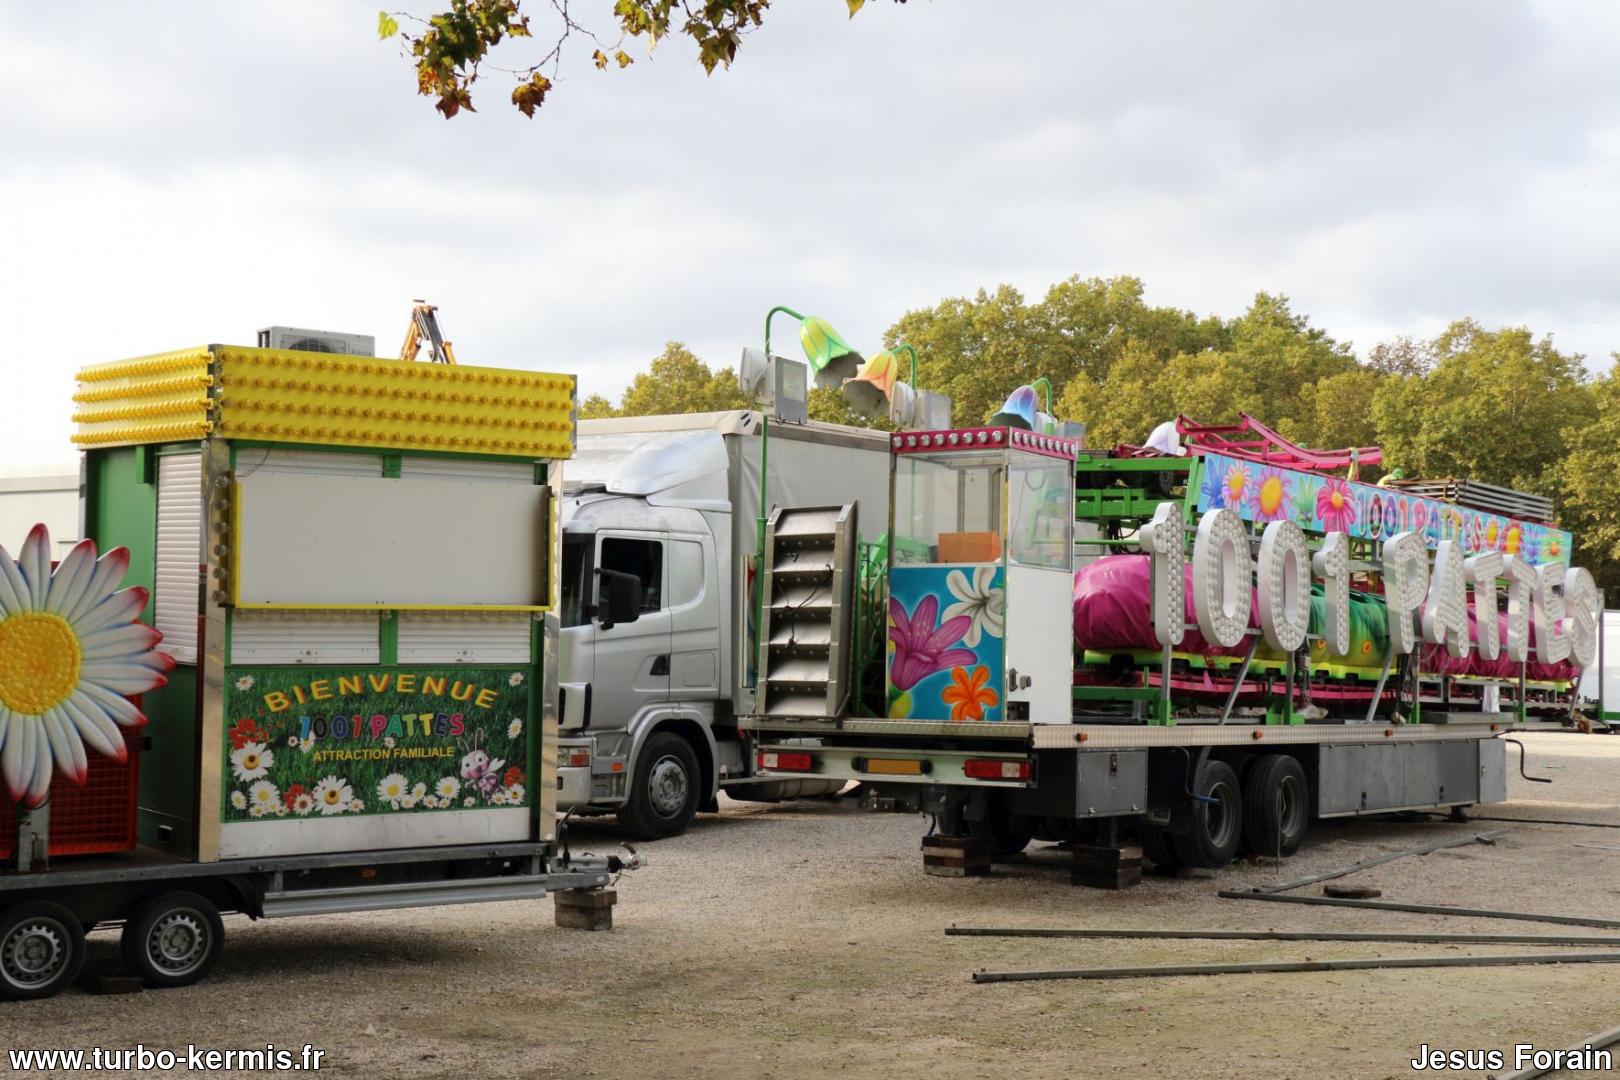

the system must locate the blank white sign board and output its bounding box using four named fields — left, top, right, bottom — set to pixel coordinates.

left=233, top=471, right=547, bottom=608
